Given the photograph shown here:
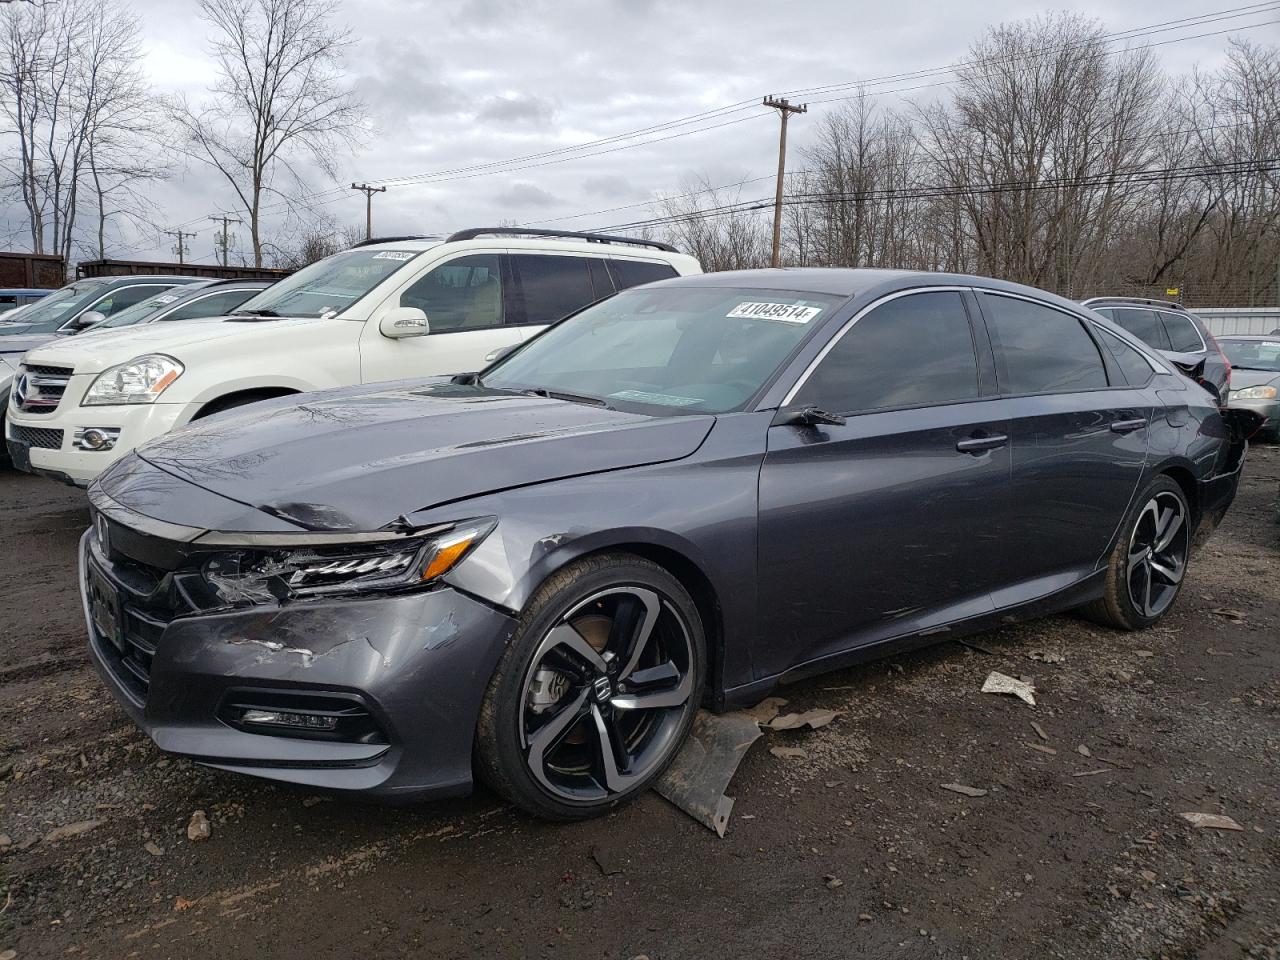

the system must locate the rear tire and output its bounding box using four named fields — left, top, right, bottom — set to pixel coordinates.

left=475, top=553, right=705, bottom=821
left=1082, top=475, right=1191, bottom=630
